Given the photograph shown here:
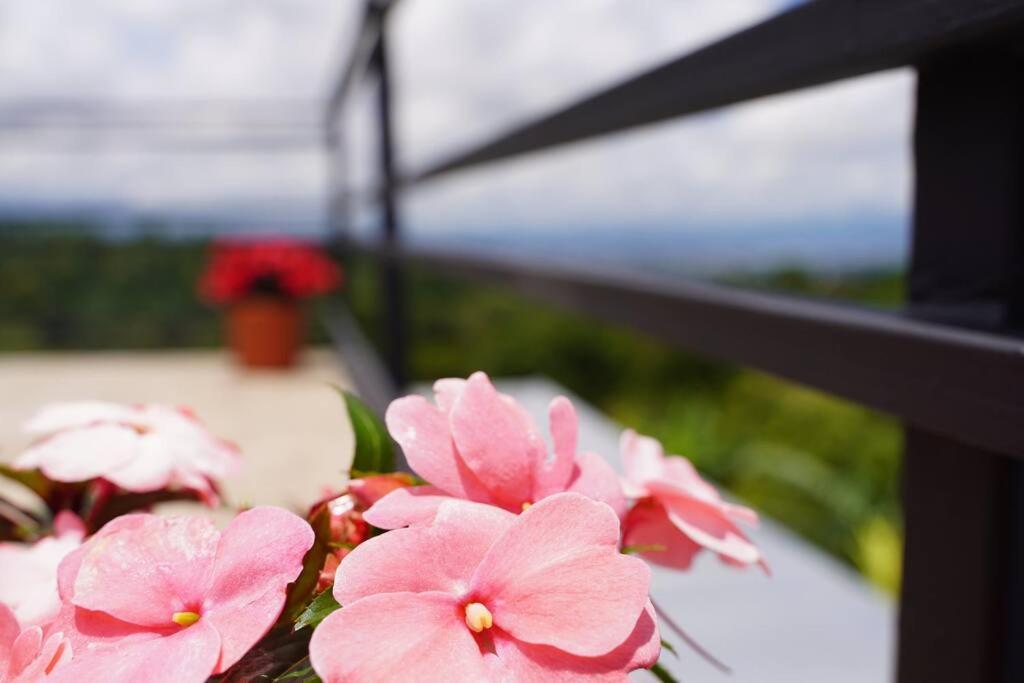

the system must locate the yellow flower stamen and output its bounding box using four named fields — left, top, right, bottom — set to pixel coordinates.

left=171, top=611, right=201, bottom=627
left=464, top=602, right=493, bottom=633
left=521, top=502, right=532, bottom=511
